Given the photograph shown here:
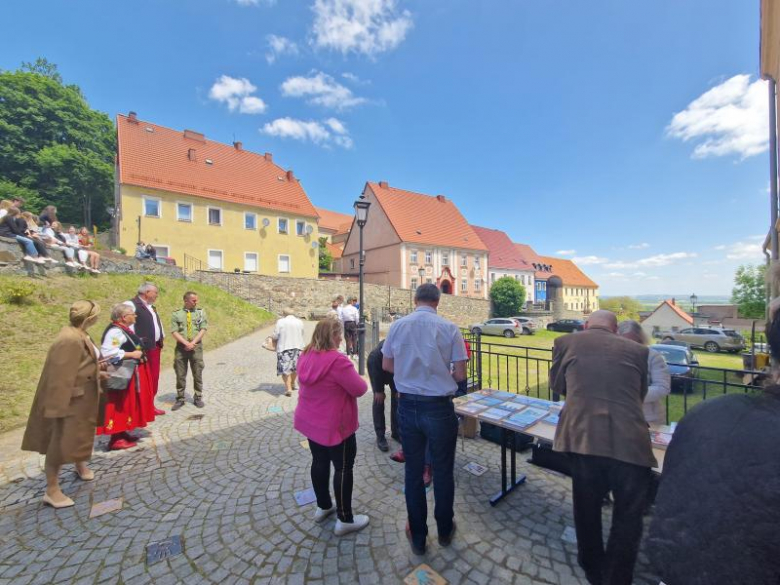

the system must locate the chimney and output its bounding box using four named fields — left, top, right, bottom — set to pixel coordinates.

left=183, top=129, right=205, bottom=142
left=671, top=298, right=676, bottom=306
left=379, top=181, right=389, bottom=189
left=128, top=111, right=138, bottom=123
left=436, top=194, right=446, bottom=202
left=287, top=170, right=294, bottom=181
left=233, top=141, right=243, bottom=151
left=264, top=152, right=273, bottom=162
left=188, top=148, right=197, bottom=161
